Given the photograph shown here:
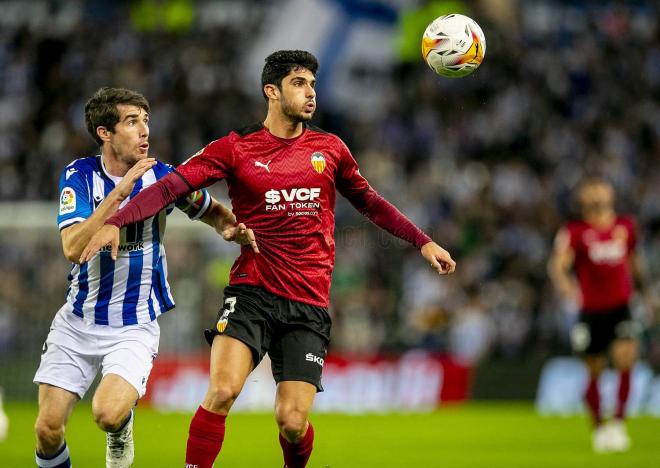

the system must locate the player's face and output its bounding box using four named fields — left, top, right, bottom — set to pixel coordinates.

left=279, top=68, right=316, bottom=122
left=579, top=182, right=615, bottom=215
left=107, top=105, right=150, bottom=164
